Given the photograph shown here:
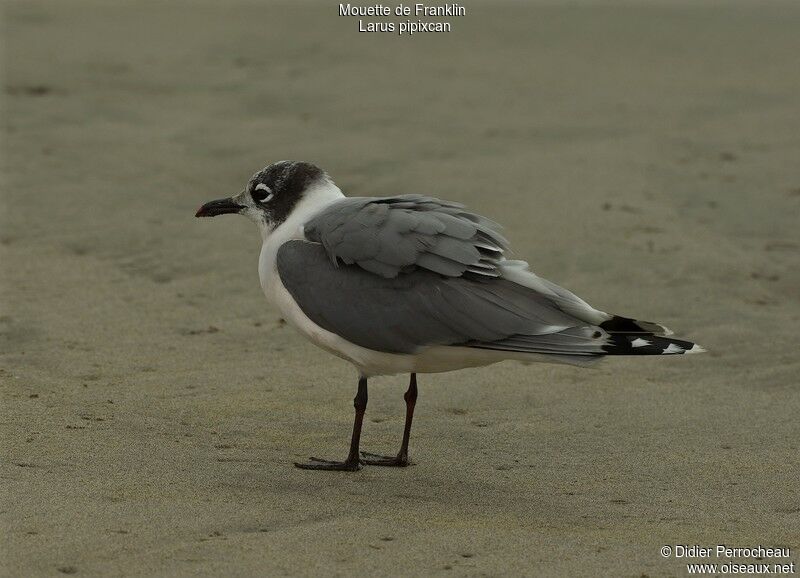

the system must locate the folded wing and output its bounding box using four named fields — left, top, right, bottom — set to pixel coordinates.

left=277, top=241, right=606, bottom=356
